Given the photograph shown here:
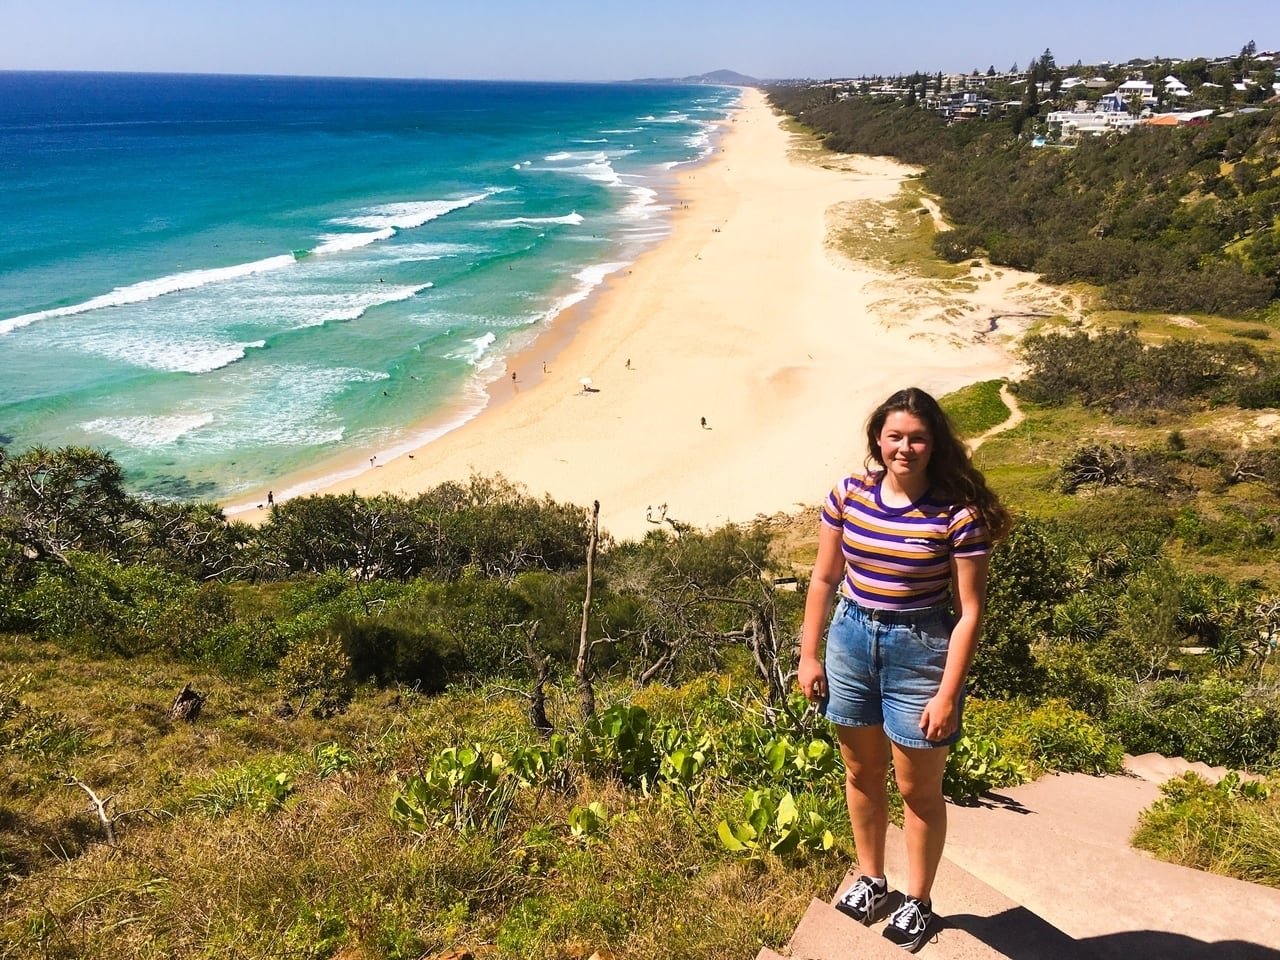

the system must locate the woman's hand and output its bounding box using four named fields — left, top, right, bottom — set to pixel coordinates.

left=919, top=692, right=960, bottom=742
left=798, top=655, right=827, bottom=702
